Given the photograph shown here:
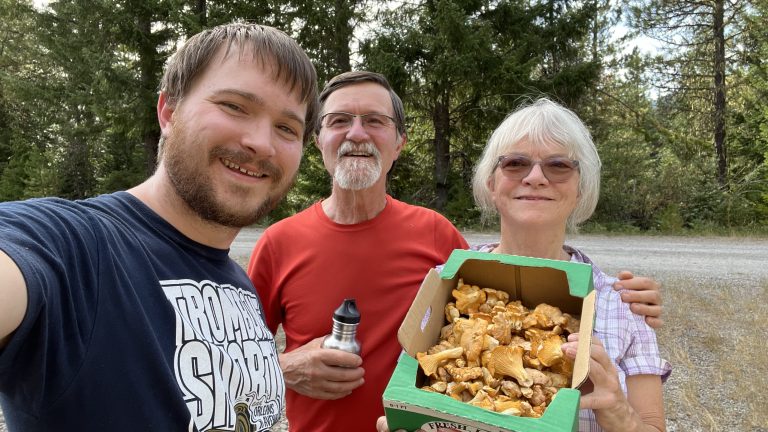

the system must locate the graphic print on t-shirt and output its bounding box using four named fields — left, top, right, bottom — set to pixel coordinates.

left=162, top=279, right=285, bottom=432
